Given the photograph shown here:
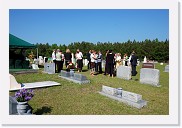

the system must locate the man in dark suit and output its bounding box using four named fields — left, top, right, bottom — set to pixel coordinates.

left=87, top=50, right=91, bottom=70
left=130, top=51, right=138, bottom=76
